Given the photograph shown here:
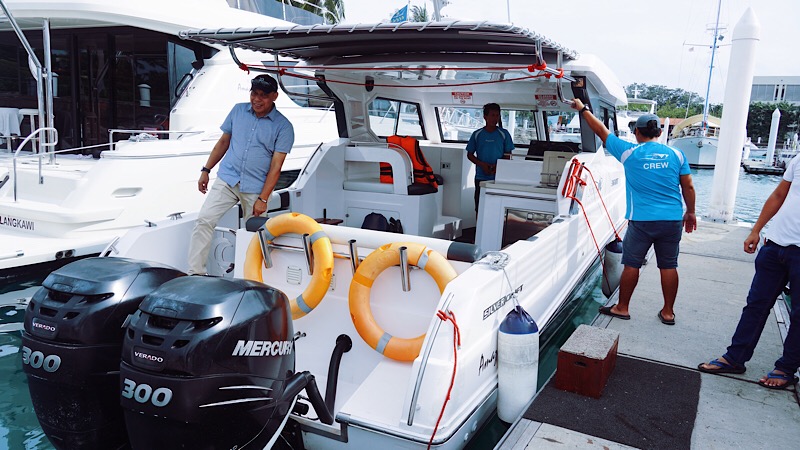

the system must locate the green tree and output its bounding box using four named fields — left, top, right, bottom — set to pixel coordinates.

left=411, top=4, right=429, bottom=22
left=747, top=102, right=800, bottom=146
left=289, top=0, right=345, bottom=24
left=624, top=83, right=722, bottom=119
